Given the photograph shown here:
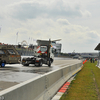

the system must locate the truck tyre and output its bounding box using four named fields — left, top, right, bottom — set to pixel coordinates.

left=22, top=59, right=29, bottom=66
left=22, top=63, right=29, bottom=66
left=22, top=62, right=29, bottom=66
left=48, top=60, right=51, bottom=67
left=39, top=60, right=42, bottom=67
left=25, top=64, right=29, bottom=66
left=35, top=63, right=39, bottom=67
left=35, top=61, right=42, bottom=67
